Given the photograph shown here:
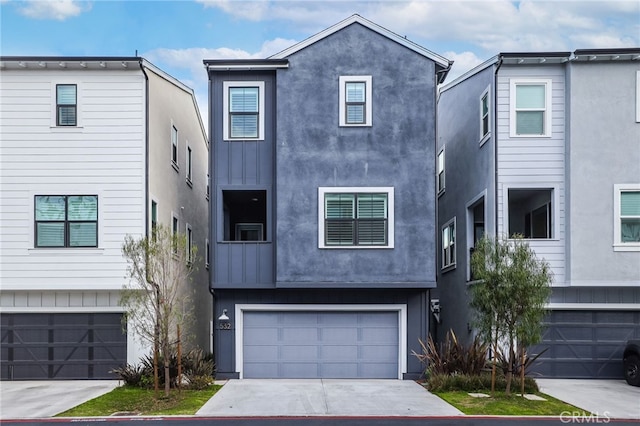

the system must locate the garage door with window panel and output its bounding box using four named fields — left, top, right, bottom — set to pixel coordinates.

left=1, top=313, right=126, bottom=380
left=530, top=310, right=640, bottom=378
left=242, top=311, right=399, bottom=378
